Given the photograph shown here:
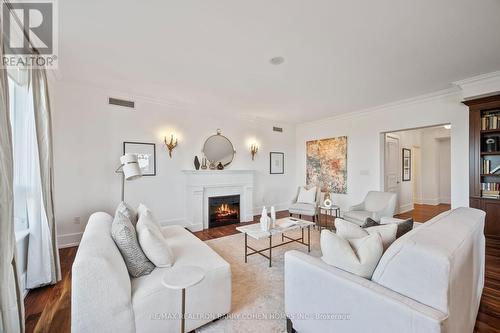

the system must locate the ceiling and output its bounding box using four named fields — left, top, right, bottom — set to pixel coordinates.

left=58, top=0, right=500, bottom=123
